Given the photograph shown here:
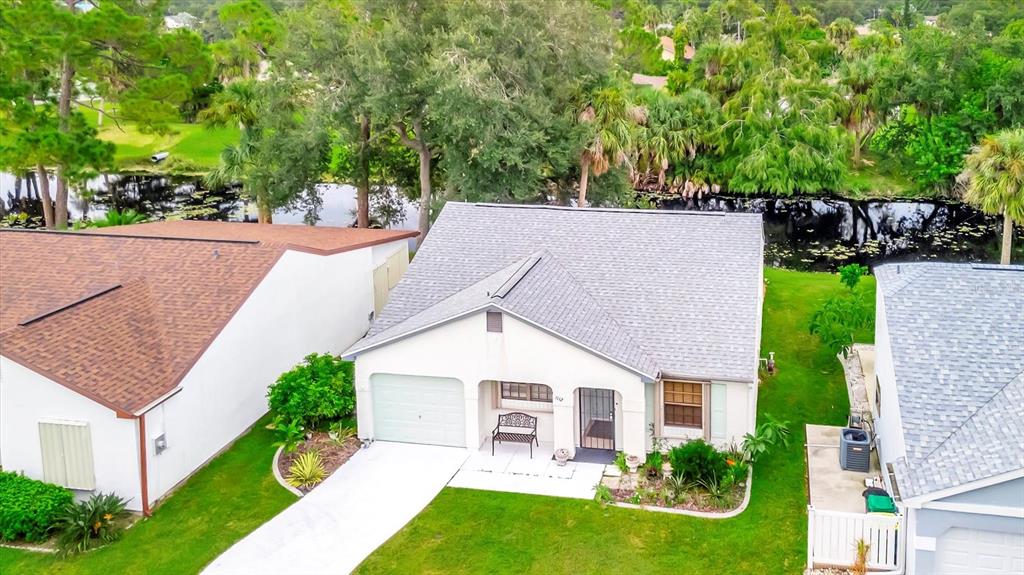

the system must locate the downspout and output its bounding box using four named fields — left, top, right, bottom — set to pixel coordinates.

left=138, top=414, right=151, bottom=516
